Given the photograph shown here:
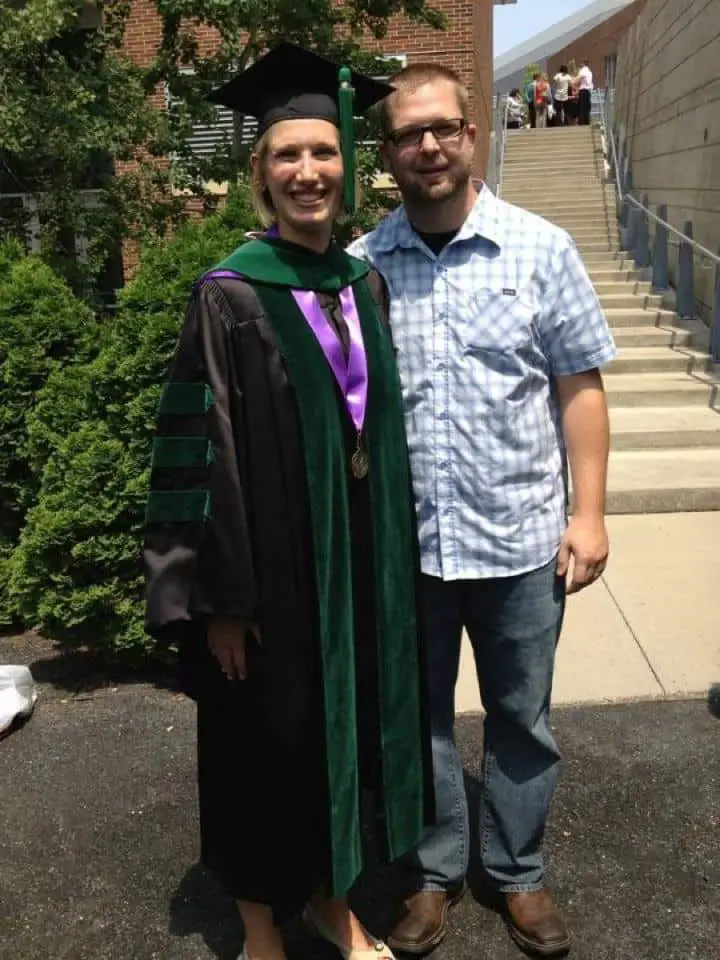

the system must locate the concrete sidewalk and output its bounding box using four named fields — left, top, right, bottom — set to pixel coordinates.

left=457, top=512, right=720, bottom=713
